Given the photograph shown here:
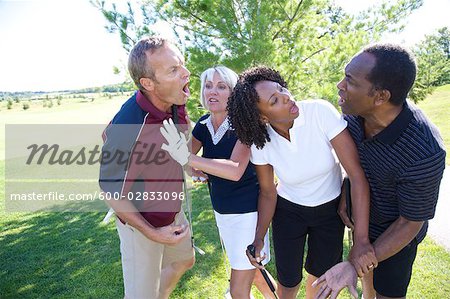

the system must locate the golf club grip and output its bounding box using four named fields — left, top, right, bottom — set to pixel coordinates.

left=247, top=245, right=277, bottom=293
